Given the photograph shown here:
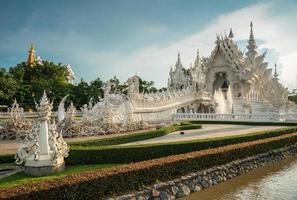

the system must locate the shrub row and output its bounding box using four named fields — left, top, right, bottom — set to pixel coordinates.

left=0, top=155, right=14, bottom=164
left=70, top=123, right=201, bottom=147
left=188, top=120, right=297, bottom=126
left=0, top=124, right=201, bottom=164
left=66, top=127, right=297, bottom=165
left=1, top=132, right=297, bottom=200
